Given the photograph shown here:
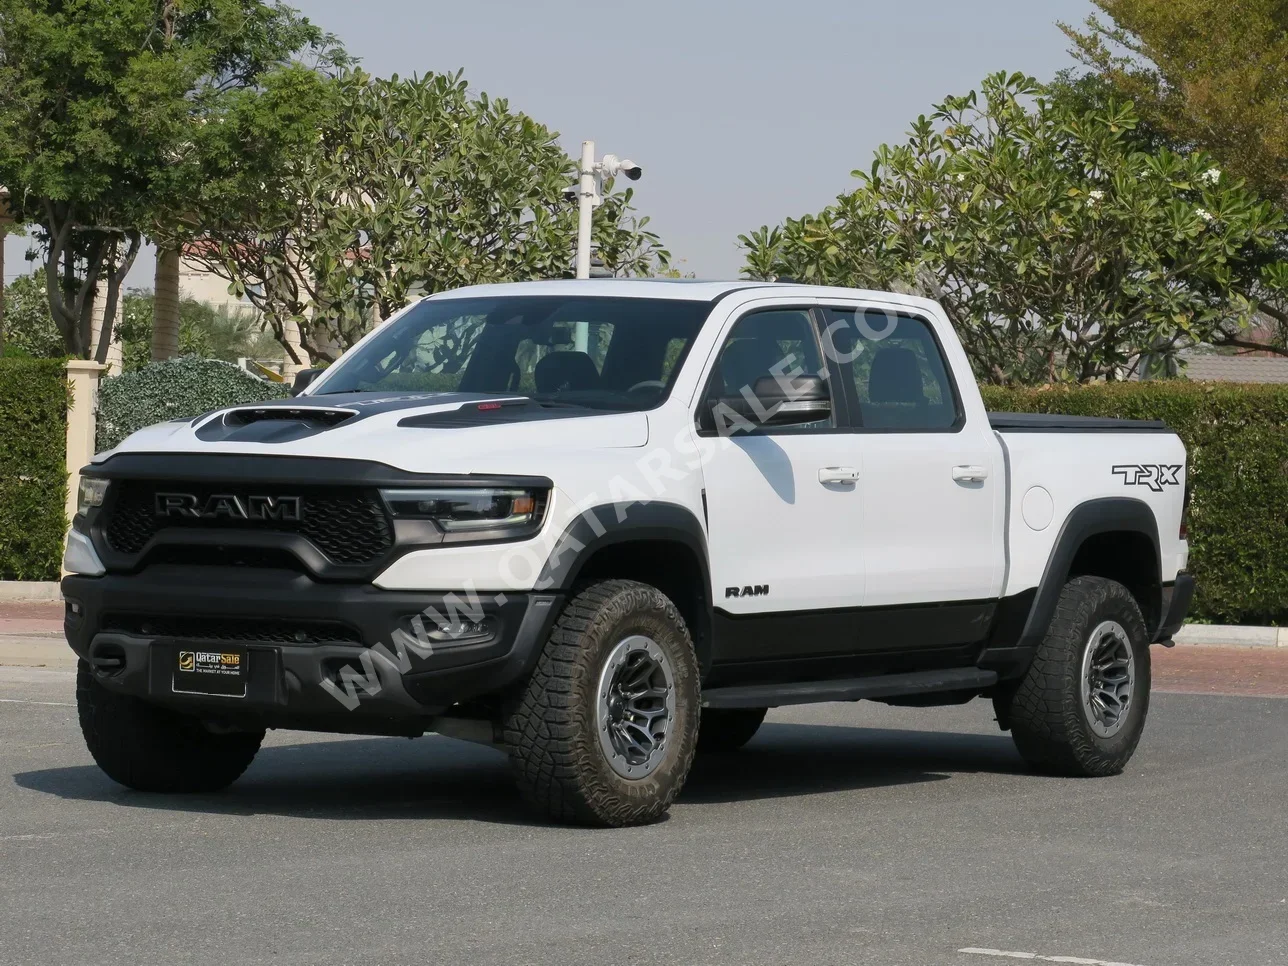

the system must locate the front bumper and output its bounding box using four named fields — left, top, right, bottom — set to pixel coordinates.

left=62, top=566, right=561, bottom=733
